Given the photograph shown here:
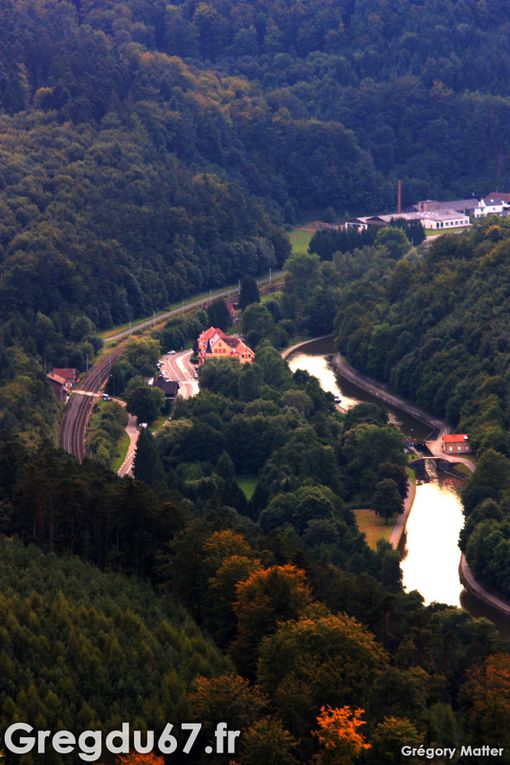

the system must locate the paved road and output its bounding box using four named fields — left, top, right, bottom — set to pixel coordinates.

left=103, top=272, right=286, bottom=344
left=118, top=413, right=139, bottom=478
left=333, top=350, right=444, bottom=436
left=59, top=272, right=259, bottom=461
left=160, top=349, right=199, bottom=399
